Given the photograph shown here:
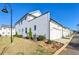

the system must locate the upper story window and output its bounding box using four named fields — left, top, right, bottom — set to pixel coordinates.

left=27, top=15, right=34, bottom=21
left=34, top=25, right=36, bottom=31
